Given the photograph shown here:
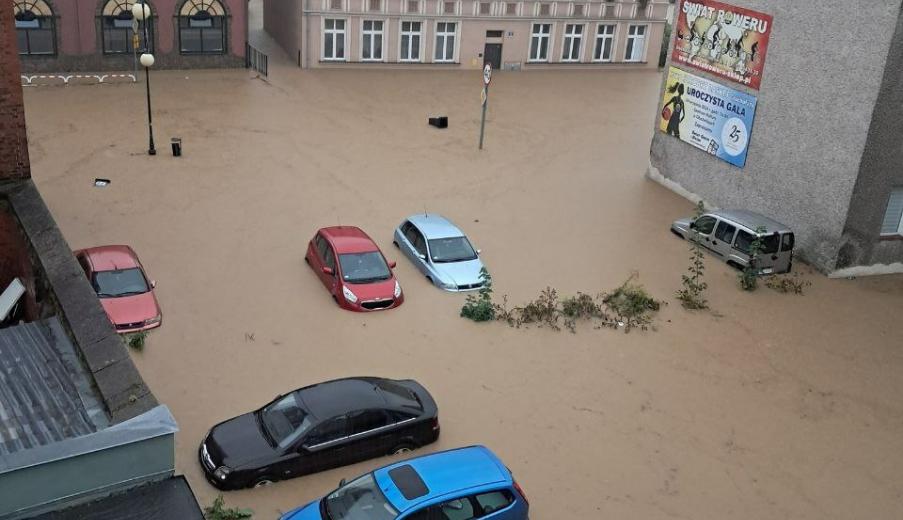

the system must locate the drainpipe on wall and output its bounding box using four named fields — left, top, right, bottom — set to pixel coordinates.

left=304, top=0, right=309, bottom=69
